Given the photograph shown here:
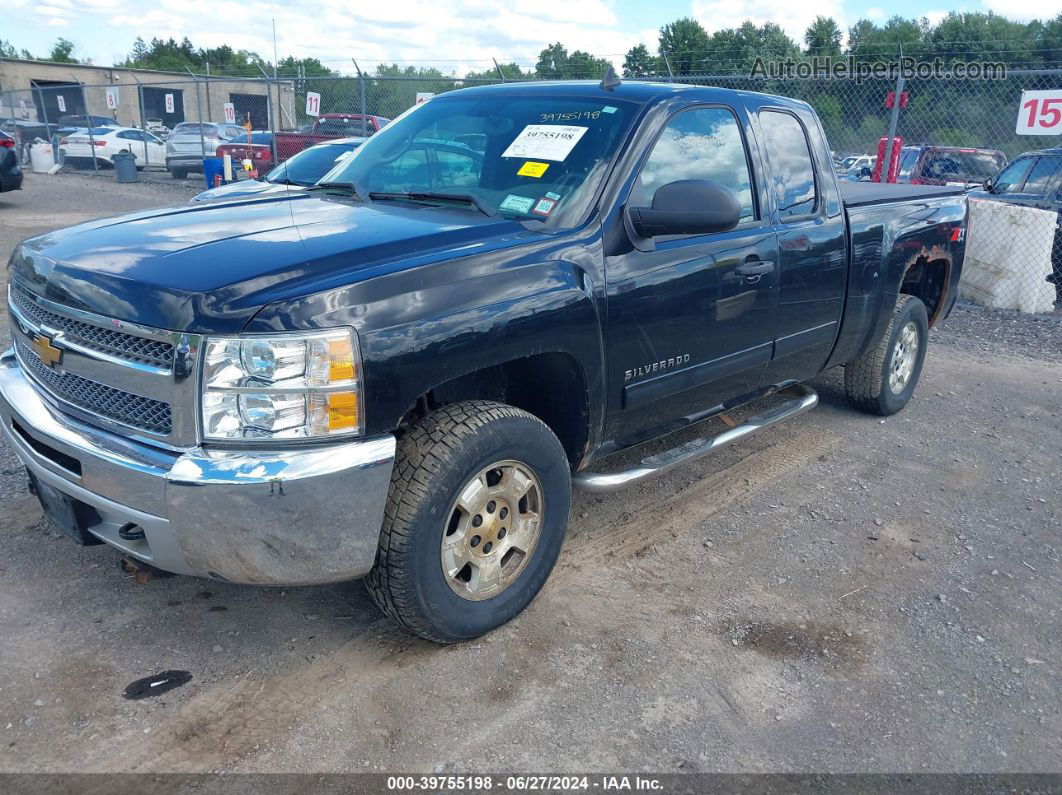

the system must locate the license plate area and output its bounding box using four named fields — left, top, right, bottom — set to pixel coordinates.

left=29, top=473, right=103, bottom=546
